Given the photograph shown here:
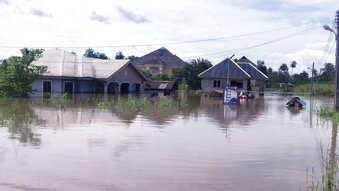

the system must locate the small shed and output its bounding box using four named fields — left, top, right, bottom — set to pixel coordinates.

left=143, top=81, right=178, bottom=96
